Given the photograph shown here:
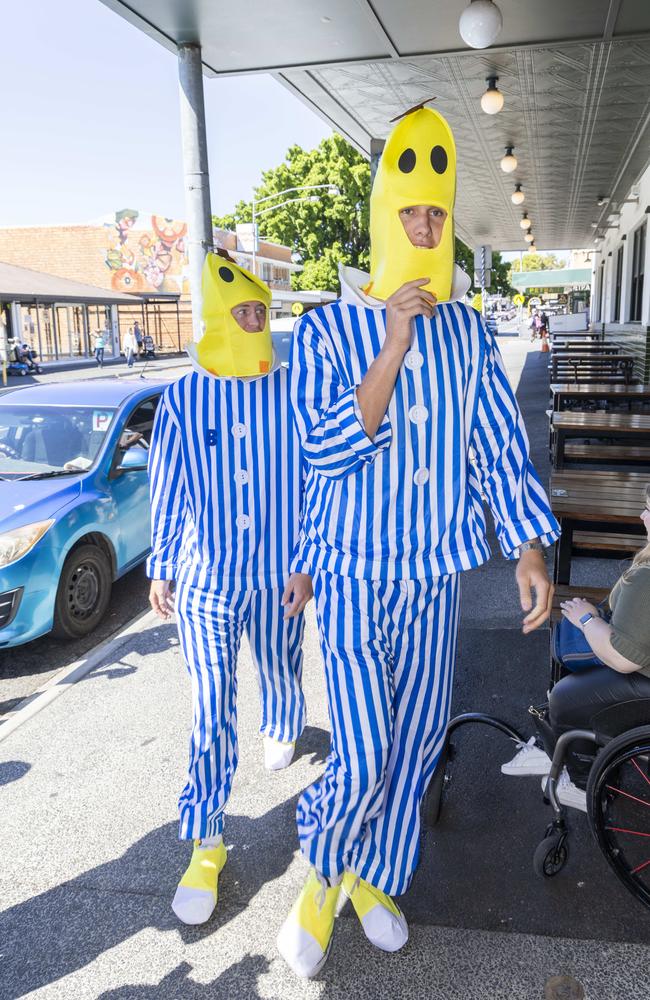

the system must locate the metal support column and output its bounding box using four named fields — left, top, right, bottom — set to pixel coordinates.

left=178, top=43, right=213, bottom=342
left=370, top=139, right=385, bottom=188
